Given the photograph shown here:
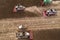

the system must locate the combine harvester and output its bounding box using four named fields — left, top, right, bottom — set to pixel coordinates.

left=42, top=0, right=60, bottom=17
left=13, top=0, right=59, bottom=17
left=16, top=25, right=33, bottom=40
left=13, top=0, right=52, bottom=12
